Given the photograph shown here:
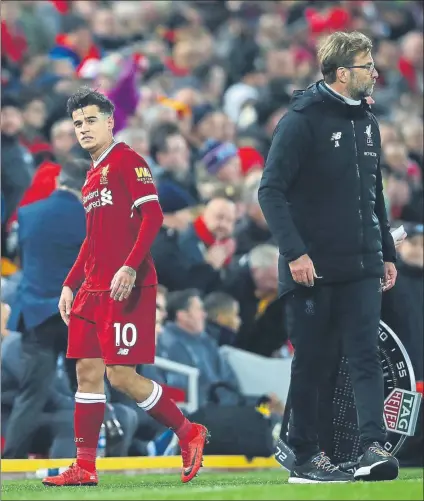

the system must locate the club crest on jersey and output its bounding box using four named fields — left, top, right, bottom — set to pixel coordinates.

left=135, top=166, right=153, bottom=184
left=100, top=165, right=109, bottom=185
left=365, top=124, right=373, bottom=146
